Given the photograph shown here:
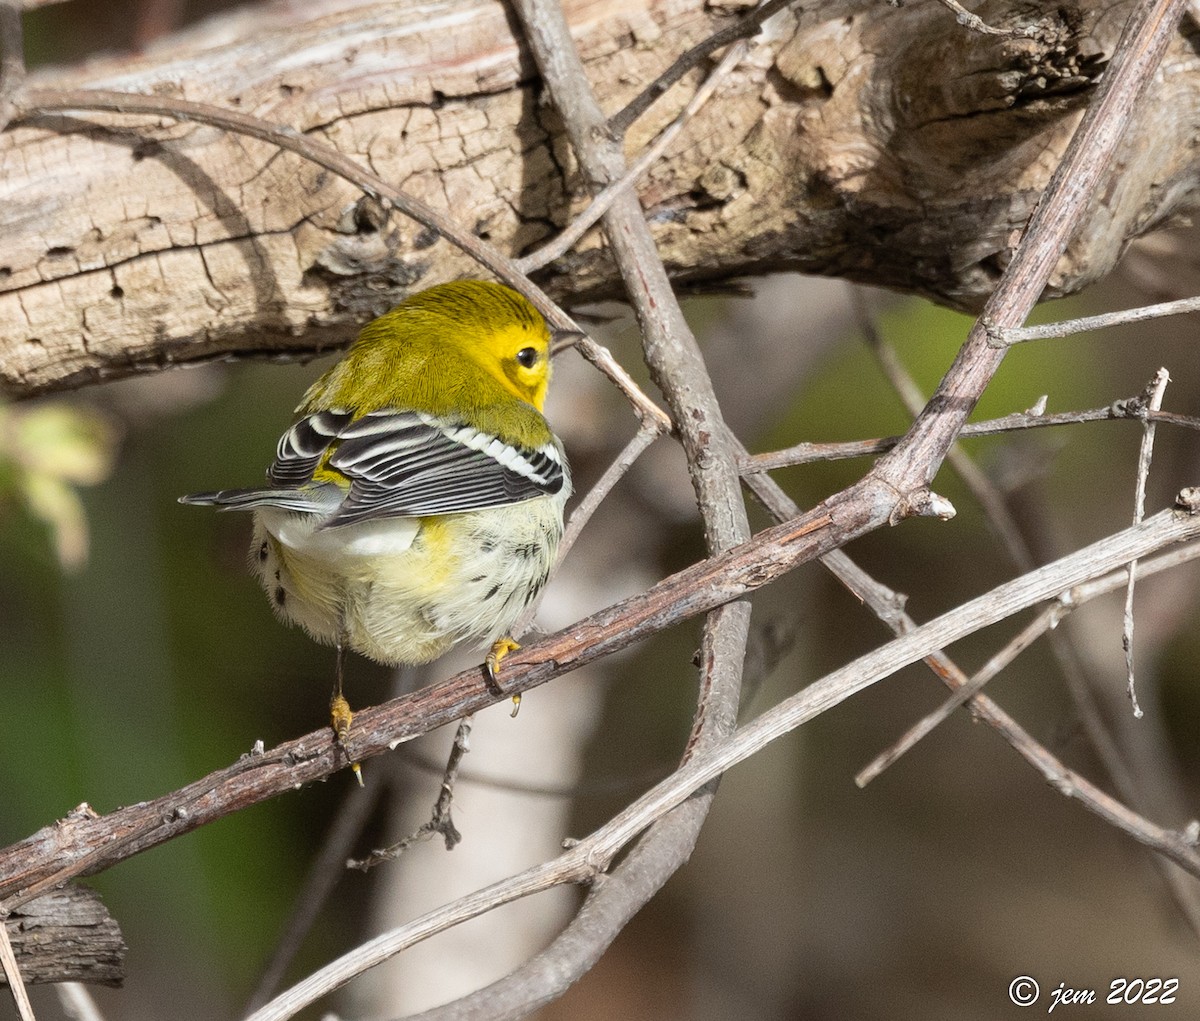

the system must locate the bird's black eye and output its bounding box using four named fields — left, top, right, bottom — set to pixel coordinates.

left=516, top=347, right=538, bottom=369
